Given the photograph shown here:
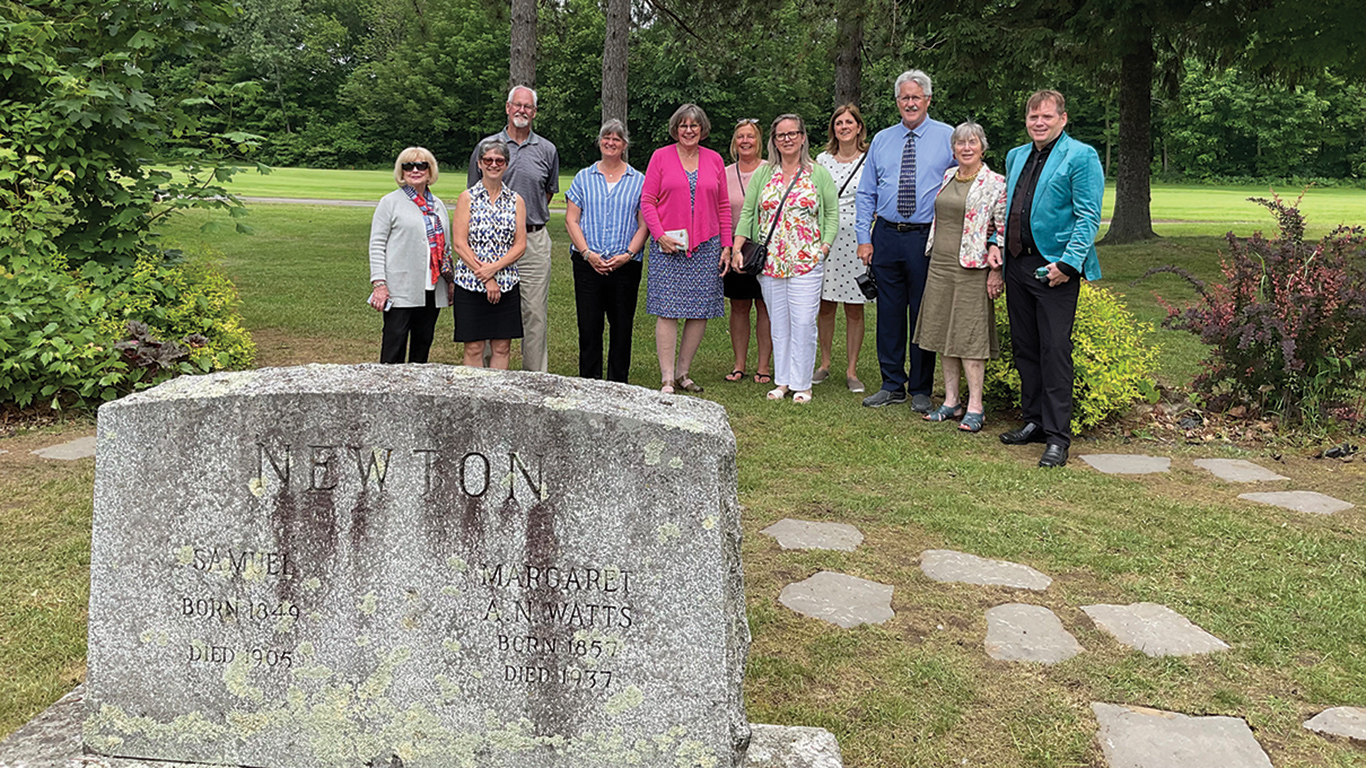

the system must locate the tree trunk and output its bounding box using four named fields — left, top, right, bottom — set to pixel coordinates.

left=509, top=0, right=537, bottom=90
left=1101, top=28, right=1157, bottom=244
left=601, top=0, right=628, bottom=126
left=833, top=0, right=864, bottom=108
